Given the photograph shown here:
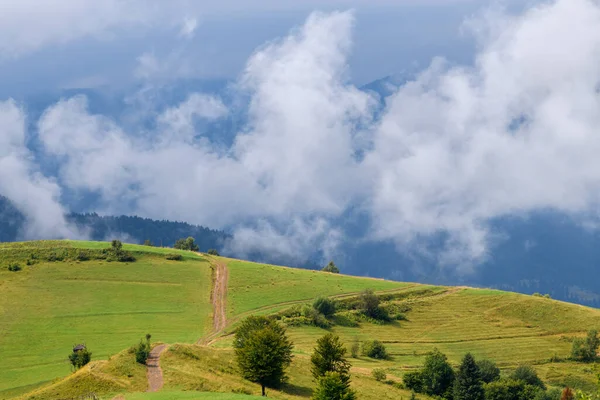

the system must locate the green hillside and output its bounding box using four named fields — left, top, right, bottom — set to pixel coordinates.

left=2, top=240, right=600, bottom=399
left=0, top=241, right=213, bottom=397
